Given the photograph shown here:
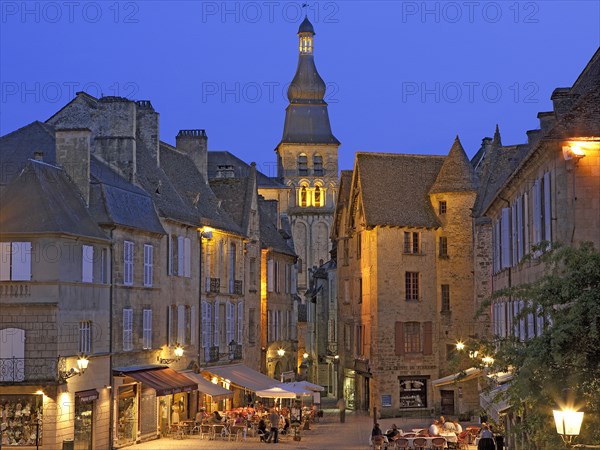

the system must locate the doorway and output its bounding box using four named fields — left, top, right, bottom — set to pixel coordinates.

left=74, top=396, right=93, bottom=450
left=440, top=390, right=455, bottom=415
